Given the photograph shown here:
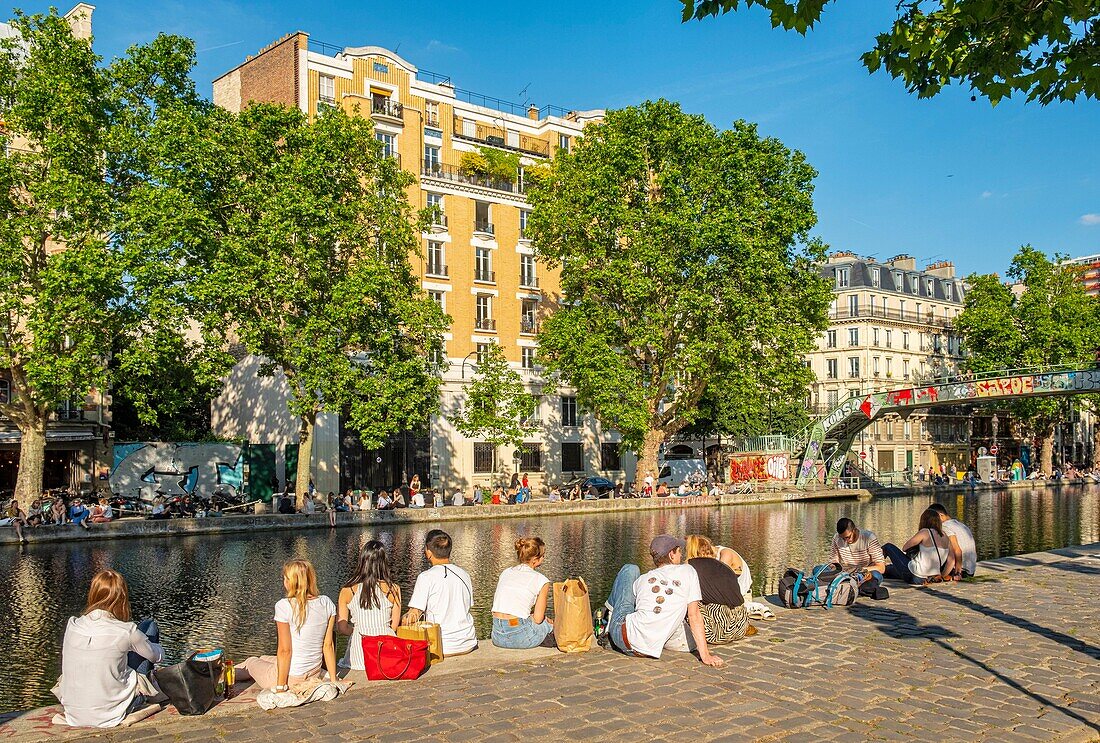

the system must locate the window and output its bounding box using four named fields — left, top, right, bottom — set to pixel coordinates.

left=475, top=247, right=493, bottom=283
left=869, top=295, right=876, bottom=314
left=427, top=192, right=443, bottom=211
left=427, top=240, right=446, bottom=276
left=429, top=342, right=445, bottom=366
left=526, top=394, right=541, bottom=423
left=520, top=210, right=530, bottom=236
left=926, top=278, right=935, bottom=297
left=600, top=442, right=622, bottom=471
left=847, top=294, right=858, bottom=315
left=944, top=282, right=953, bottom=301
left=872, top=328, right=880, bottom=346
left=462, top=119, right=476, bottom=137
left=898, top=299, right=906, bottom=318
left=904, top=420, right=912, bottom=438
left=885, top=357, right=893, bottom=377
left=561, top=442, right=583, bottom=472
left=521, top=299, right=538, bottom=334
left=473, top=443, right=495, bottom=473
left=885, top=329, right=892, bottom=348
left=475, top=295, right=493, bottom=330
left=427, top=290, right=444, bottom=311
left=903, top=359, right=910, bottom=377
left=849, top=388, right=860, bottom=400
left=848, top=357, right=860, bottom=378
left=424, top=144, right=441, bottom=170
left=826, top=358, right=838, bottom=379
left=893, top=271, right=902, bottom=289
left=521, top=347, right=536, bottom=369
left=475, top=201, right=492, bottom=233
left=0, top=379, right=8, bottom=404
left=517, top=444, right=542, bottom=471
left=916, top=302, right=922, bottom=319
left=826, top=330, right=837, bottom=348
left=476, top=342, right=492, bottom=365
left=558, top=134, right=570, bottom=152
left=835, top=268, right=850, bottom=288
left=319, top=75, right=336, bottom=104
left=848, top=328, right=859, bottom=347
left=561, top=396, right=578, bottom=427
left=376, top=132, right=396, bottom=158
left=902, top=331, right=910, bottom=350
left=826, top=390, right=839, bottom=407
left=871, top=267, right=880, bottom=287
left=911, top=275, right=919, bottom=294
left=520, top=254, right=537, bottom=287
left=424, top=100, right=439, bottom=127
left=873, top=357, right=880, bottom=375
